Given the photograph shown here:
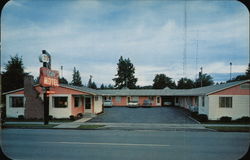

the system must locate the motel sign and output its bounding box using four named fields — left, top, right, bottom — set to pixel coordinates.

left=39, top=67, right=59, bottom=87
